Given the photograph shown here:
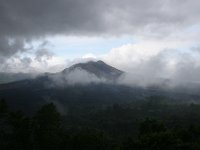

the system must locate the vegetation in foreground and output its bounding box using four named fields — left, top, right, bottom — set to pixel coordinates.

left=1, top=97, right=200, bottom=150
